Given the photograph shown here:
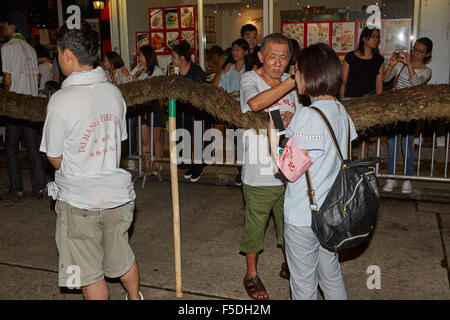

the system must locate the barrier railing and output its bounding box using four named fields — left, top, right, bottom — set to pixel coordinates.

left=132, top=112, right=450, bottom=185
